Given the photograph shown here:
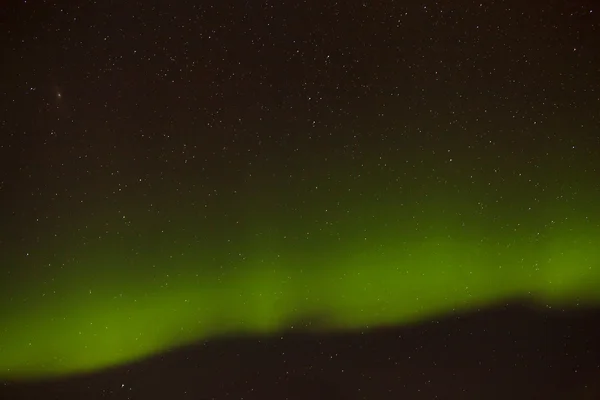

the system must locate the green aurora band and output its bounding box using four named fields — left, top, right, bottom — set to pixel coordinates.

left=1, top=199, right=599, bottom=381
